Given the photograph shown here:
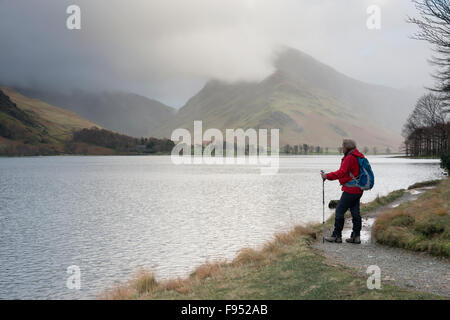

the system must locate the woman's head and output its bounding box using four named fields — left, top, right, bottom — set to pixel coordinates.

left=342, top=139, right=356, bottom=153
